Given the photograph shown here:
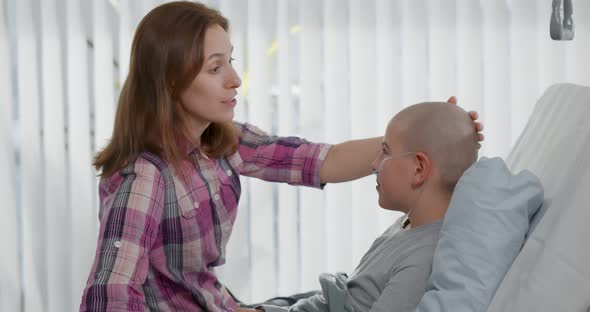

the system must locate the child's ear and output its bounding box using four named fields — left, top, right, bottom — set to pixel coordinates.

left=412, top=152, right=431, bottom=188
